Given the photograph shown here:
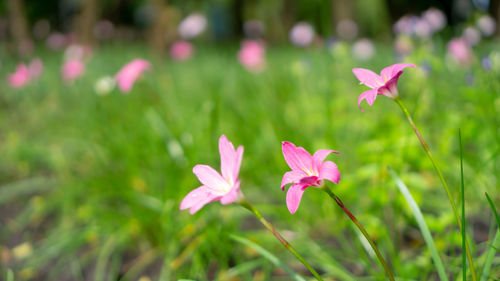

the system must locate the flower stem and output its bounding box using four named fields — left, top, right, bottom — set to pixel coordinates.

left=238, top=197, right=324, bottom=281
left=321, top=185, right=395, bottom=281
left=394, top=97, right=477, bottom=281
